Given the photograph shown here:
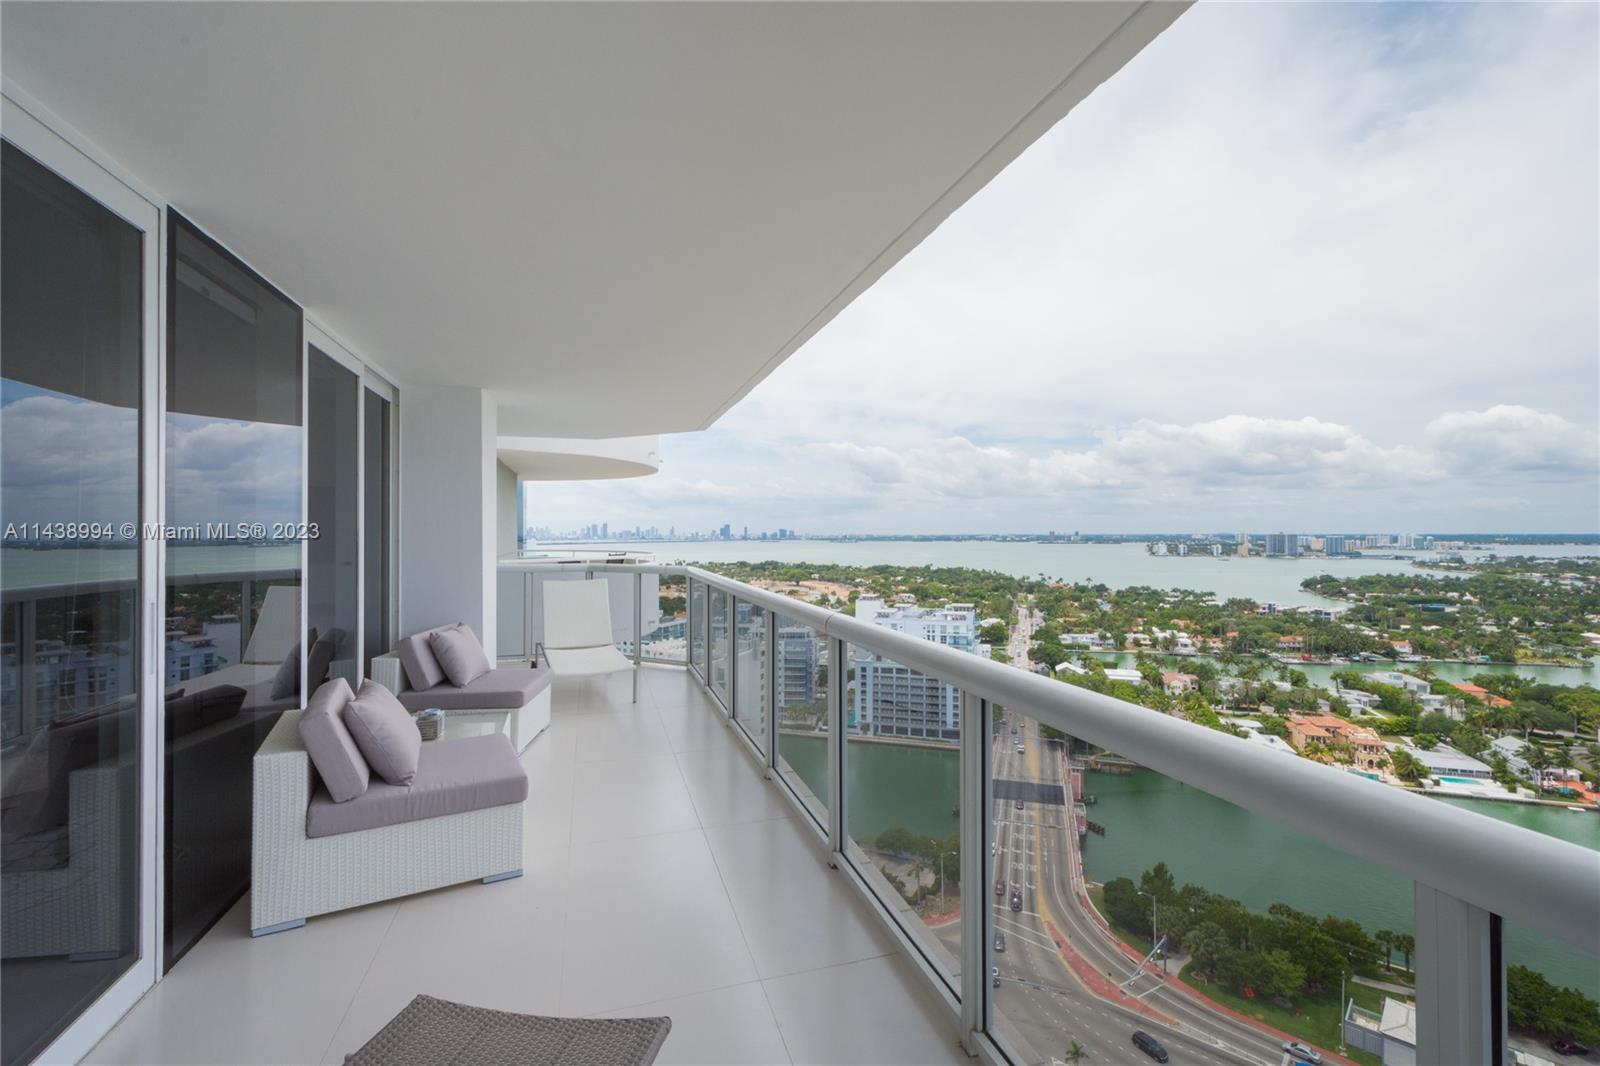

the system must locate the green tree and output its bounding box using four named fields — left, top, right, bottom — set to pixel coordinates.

left=1255, top=948, right=1308, bottom=1001
left=1394, top=932, right=1415, bottom=972
left=1390, top=749, right=1429, bottom=783
left=1103, top=877, right=1149, bottom=937
left=1374, top=930, right=1396, bottom=972
left=1186, top=921, right=1230, bottom=978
